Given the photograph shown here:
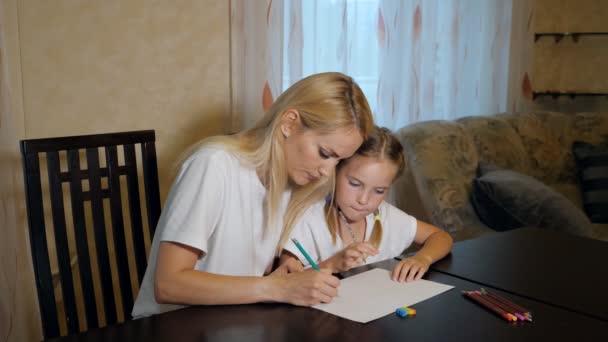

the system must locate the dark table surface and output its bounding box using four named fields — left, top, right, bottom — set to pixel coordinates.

left=431, top=227, right=608, bottom=321
left=50, top=259, right=608, bottom=342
